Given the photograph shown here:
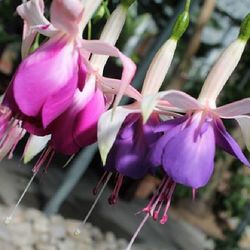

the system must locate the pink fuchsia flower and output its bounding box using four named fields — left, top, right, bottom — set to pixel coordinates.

left=9, top=0, right=136, bottom=132
left=27, top=1, right=139, bottom=156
